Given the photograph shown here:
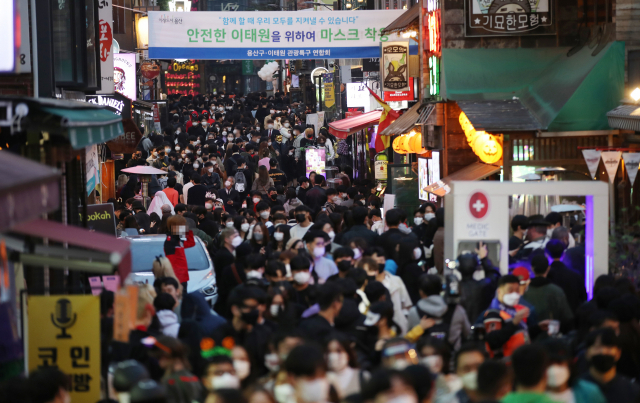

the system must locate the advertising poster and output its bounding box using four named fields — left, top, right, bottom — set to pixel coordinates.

left=466, top=0, right=555, bottom=36
left=381, top=41, right=409, bottom=92
left=323, top=73, right=335, bottom=108
left=306, top=148, right=326, bottom=177
left=165, top=60, right=204, bottom=96
left=430, top=151, right=440, bottom=202
left=418, top=157, right=429, bottom=201
left=148, top=10, right=415, bottom=60
left=27, top=296, right=101, bottom=403
left=80, top=204, right=117, bottom=236
left=113, top=53, right=137, bottom=101
left=97, top=0, right=114, bottom=93
left=85, top=145, right=99, bottom=196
